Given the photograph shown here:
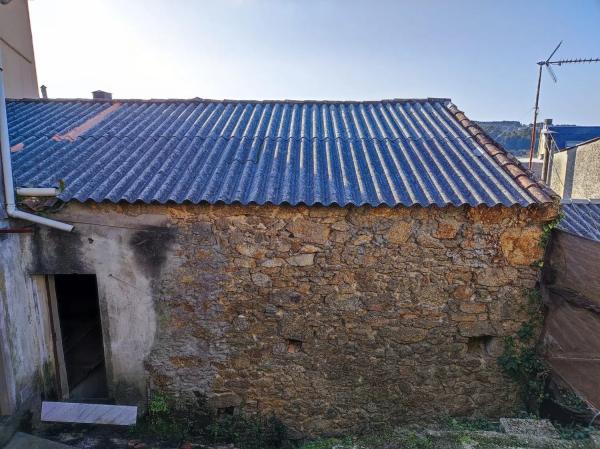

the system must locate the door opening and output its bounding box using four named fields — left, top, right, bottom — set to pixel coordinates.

left=53, top=274, right=108, bottom=400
